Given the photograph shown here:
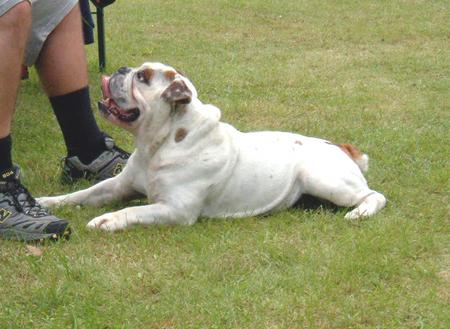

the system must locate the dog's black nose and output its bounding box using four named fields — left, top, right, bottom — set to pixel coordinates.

left=117, top=67, right=131, bottom=75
